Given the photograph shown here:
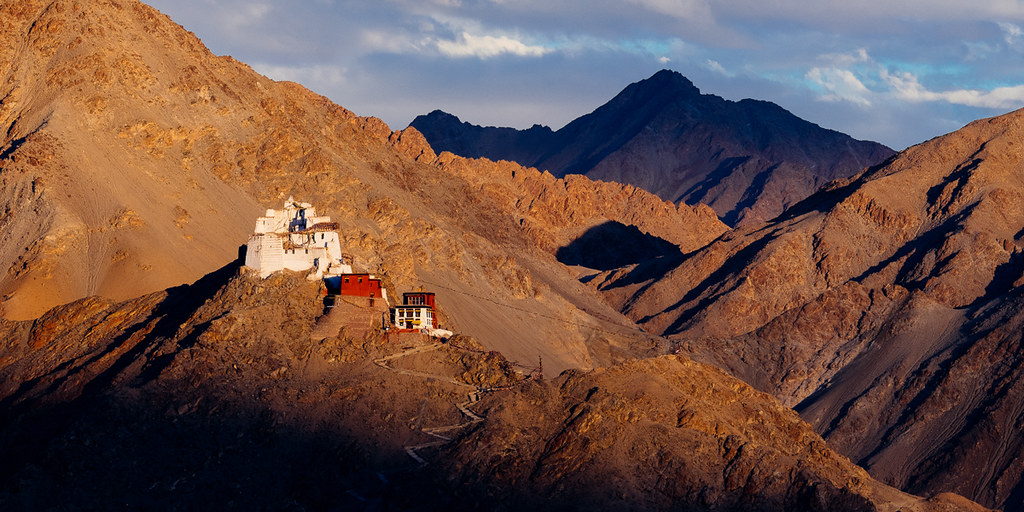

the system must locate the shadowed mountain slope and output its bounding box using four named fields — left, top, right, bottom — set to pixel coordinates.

left=0, top=0, right=727, bottom=374
left=0, top=1, right=1014, bottom=510
left=591, top=108, right=1024, bottom=509
left=0, top=266, right=989, bottom=511
left=411, top=70, right=894, bottom=226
